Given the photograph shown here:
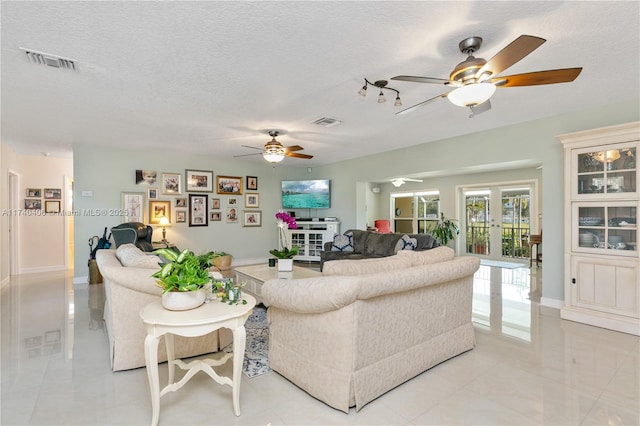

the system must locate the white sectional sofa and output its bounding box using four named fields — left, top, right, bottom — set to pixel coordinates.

left=261, top=247, right=480, bottom=412
left=96, top=246, right=231, bottom=371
